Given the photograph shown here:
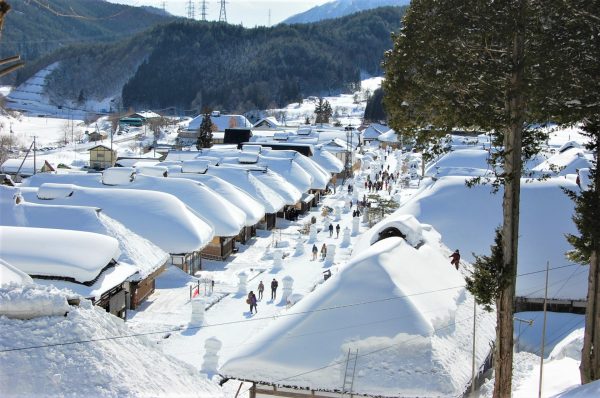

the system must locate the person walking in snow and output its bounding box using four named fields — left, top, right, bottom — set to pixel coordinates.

left=257, top=281, right=264, bottom=300
left=312, top=244, right=318, bottom=261
left=335, top=224, right=340, bottom=238
left=328, top=223, right=334, bottom=237
left=247, top=291, right=258, bottom=314
left=321, top=243, right=327, bottom=260
left=450, top=249, right=461, bottom=270
left=271, top=278, right=279, bottom=300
